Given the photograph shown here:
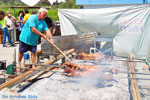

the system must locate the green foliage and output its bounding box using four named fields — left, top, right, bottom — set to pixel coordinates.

left=0, top=0, right=24, bottom=6
left=58, top=0, right=80, bottom=8
left=48, top=9, right=58, bottom=21
left=0, top=8, right=59, bottom=21
left=0, top=0, right=81, bottom=21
